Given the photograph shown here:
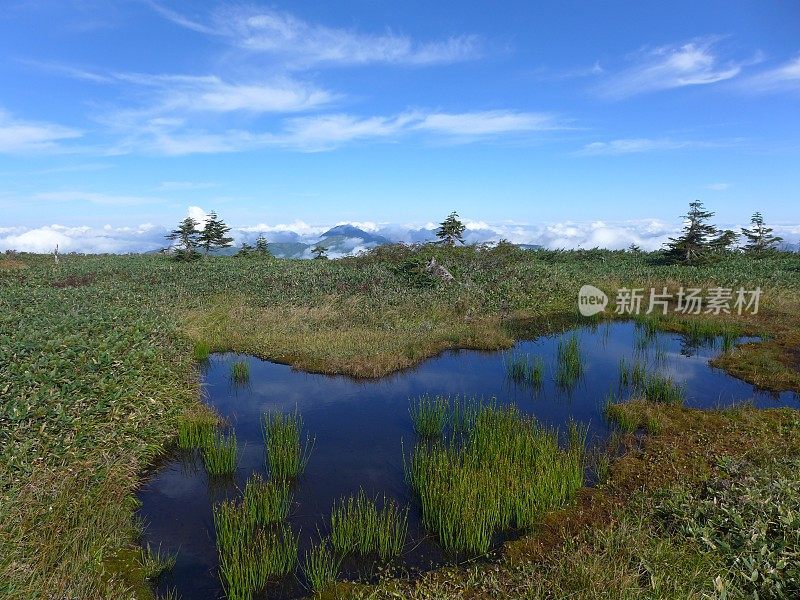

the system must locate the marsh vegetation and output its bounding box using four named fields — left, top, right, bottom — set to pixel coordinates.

left=2, top=248, right=800, bottom=599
